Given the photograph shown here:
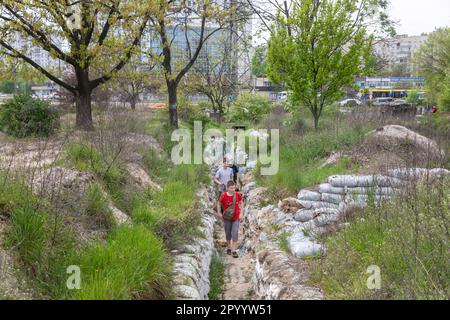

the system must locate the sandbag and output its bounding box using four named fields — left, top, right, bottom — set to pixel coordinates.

left=321, top=193, right=344, bottom=205
left=294, top=209, right=317, bottom=223
left=297, top=189, right=322, bottom=201
left=314, top=213, right=340, bottom=227
left=319, top=183, right=345, bottom=195
left=298, top=200, right=340, bottom=210
left=328, top=175, right=374, bottom=188
left=288, top=233, right=323, bottom=258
